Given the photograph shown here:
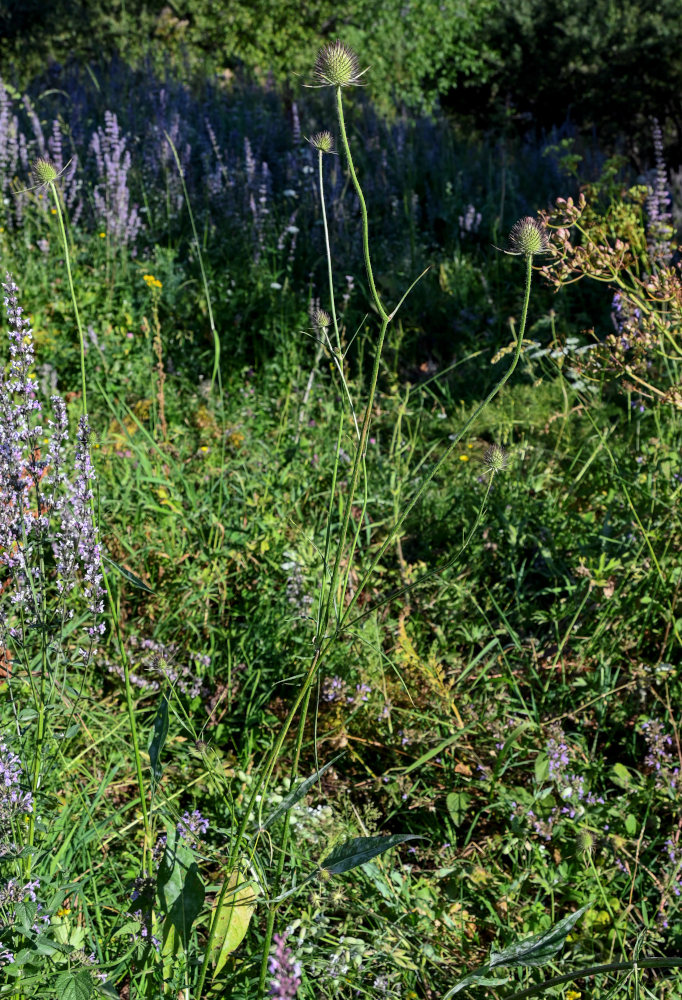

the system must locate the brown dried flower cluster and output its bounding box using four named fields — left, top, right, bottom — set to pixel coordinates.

left=538, top=190, right=682, bottom=407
